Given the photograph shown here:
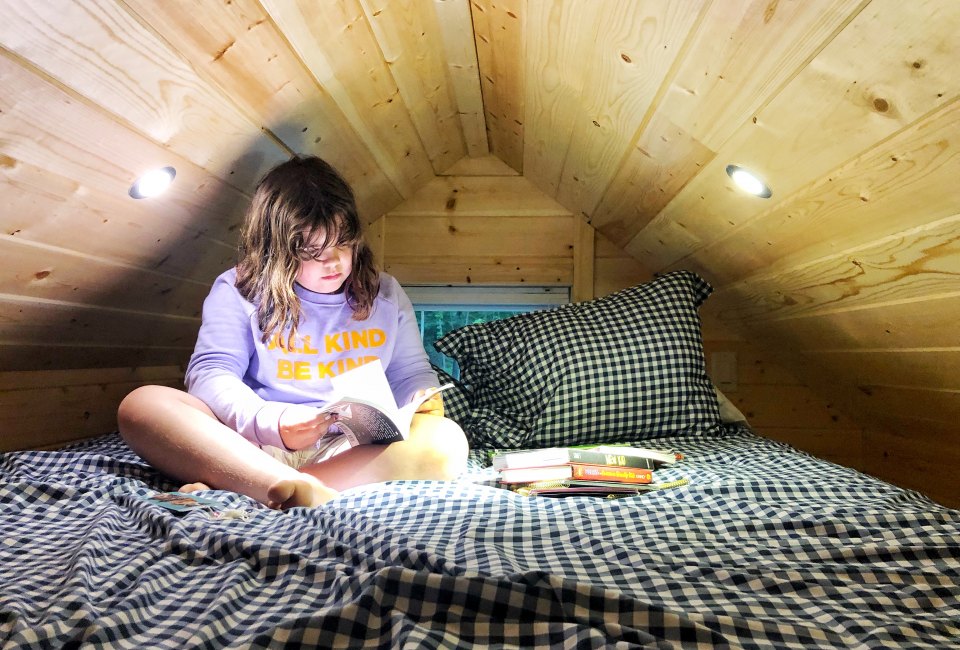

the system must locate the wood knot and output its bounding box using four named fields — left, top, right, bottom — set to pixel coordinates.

left=620, top=53, right=632, bottom=63
left=445, top=197, right=457, bottom=210
left=873, top=97, right=889, bottom=113
left=34, top=270, right=52, bottom=280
